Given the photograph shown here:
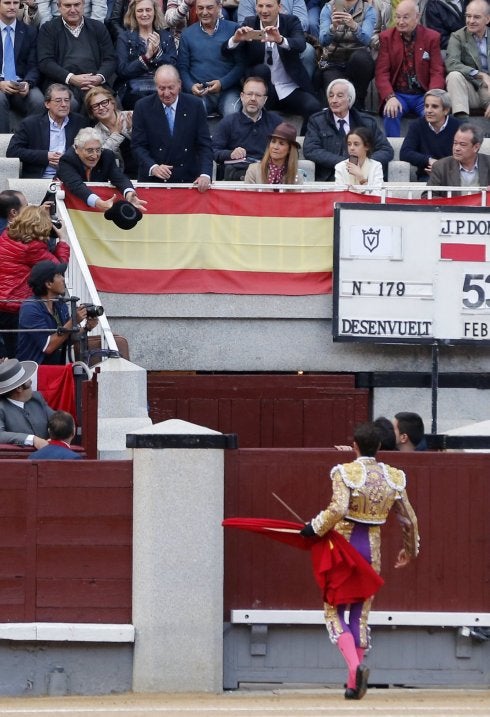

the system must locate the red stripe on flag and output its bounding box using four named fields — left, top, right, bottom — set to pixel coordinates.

left=440, top=243, right=486, bottom=261
left=62, top=187, right=380, bottom=218
left=88, top=266, right=332, bottom=295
